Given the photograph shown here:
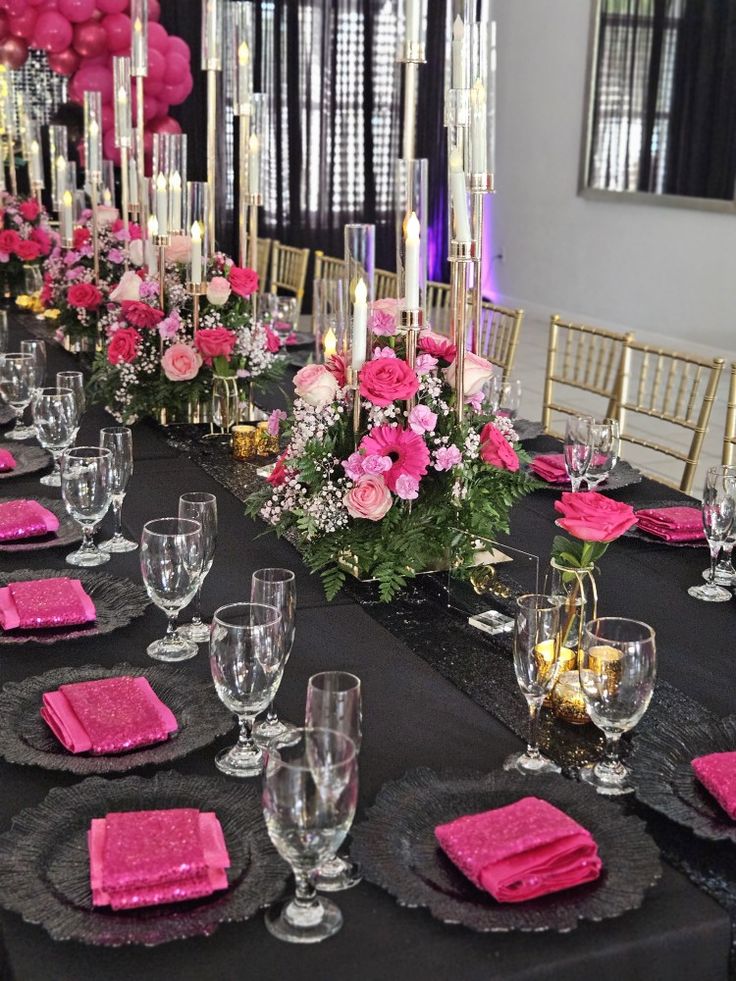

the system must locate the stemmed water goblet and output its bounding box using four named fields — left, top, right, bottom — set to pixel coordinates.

left=32, top=386, right=77, bottom=487
left=0, top=352, right=37, bottom=439
left=702, top=465, right=736, bottom=588
left=498, top=378, right=522, bottom=421
left=99, top=426, right=138, bottom=553
left=252, top=568, right=297, bottom=746
left=20, top=339, right=46, bottom=391
left=503, top=593, right=563, bottom=776
left=306, top=671, right=362, bottom=891
left=140, top=518, right=203, bottom=662
left=209, top=602, right=287, bottom=777
left=177, top=492, right=218, bottom=642
left=689, top=467, right=736, bottom=602
left=56, top=371, right=85, bottom=440
left=60, top=446, right=113, bottom=567
left=579, top=617, right=657, bottom=795
left=262, top=727, right=358, bottom=943
left=584, top=418, right=620, bottom=488
left=563, top=415, right=594, bottom=492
